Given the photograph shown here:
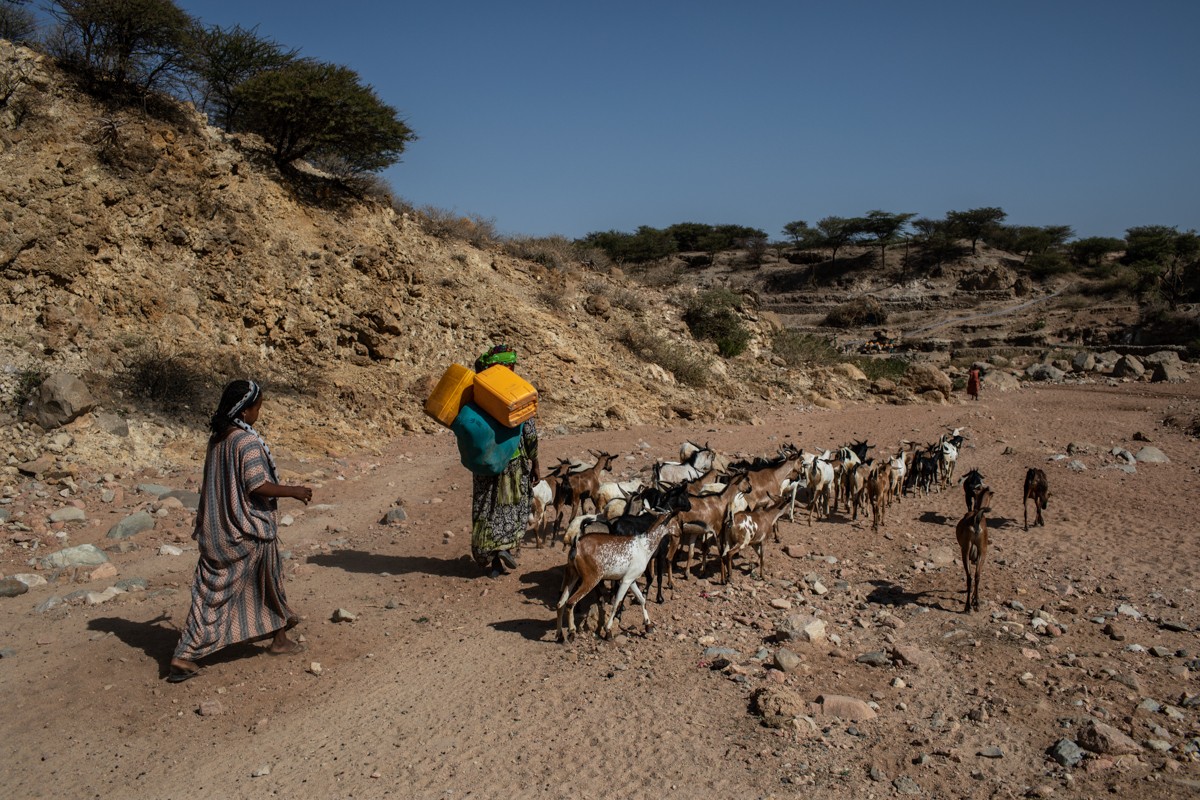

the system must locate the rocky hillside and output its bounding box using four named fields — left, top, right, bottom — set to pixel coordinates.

left=3, top=41, right=1172, bottom=479
left=1, top=41, right=867, bottom=474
